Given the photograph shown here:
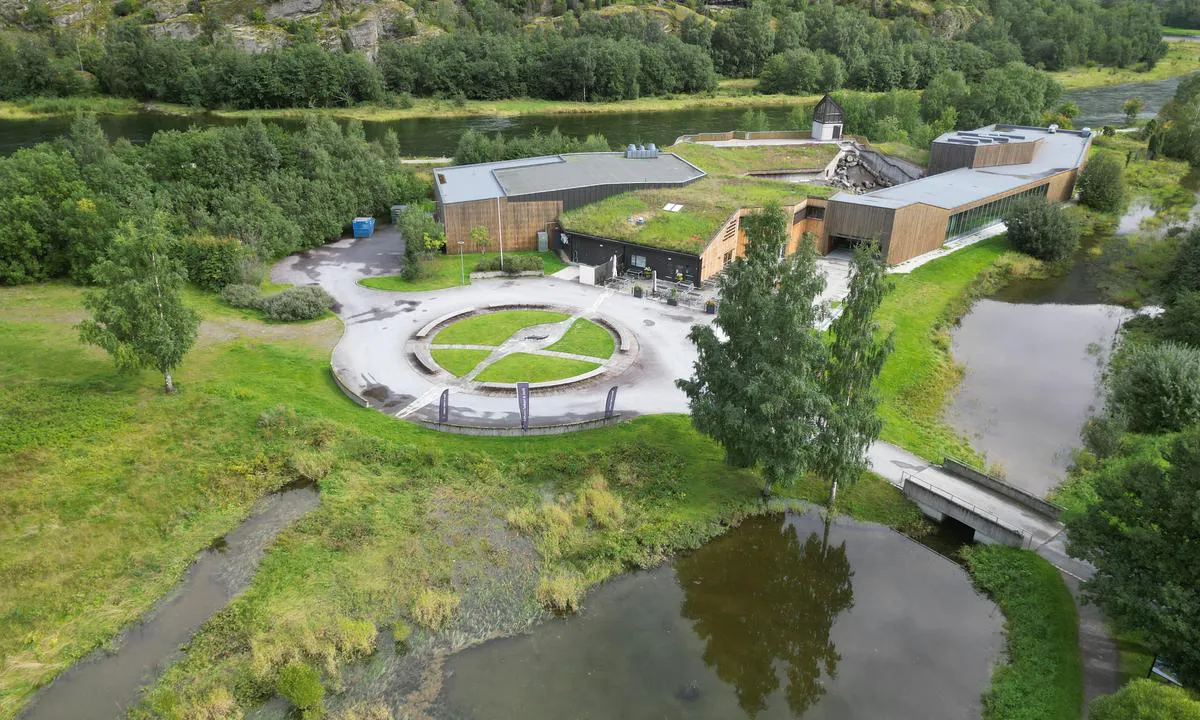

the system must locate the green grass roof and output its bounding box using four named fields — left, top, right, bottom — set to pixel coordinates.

left=668, top=142, right=839, bottom=176
left=559, top=177, right=833, bottom=254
